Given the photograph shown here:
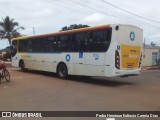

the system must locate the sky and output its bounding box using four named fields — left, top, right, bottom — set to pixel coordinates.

left=1, top=0, right=160, bottom=49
